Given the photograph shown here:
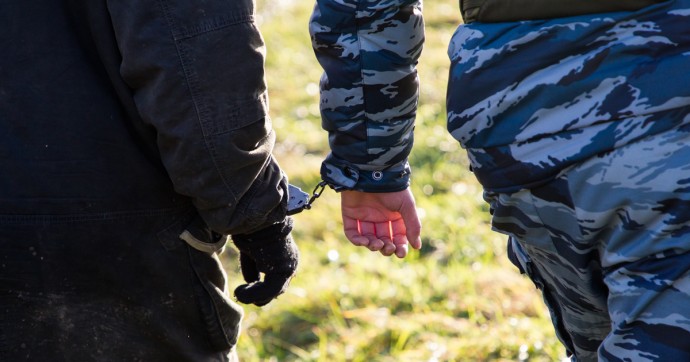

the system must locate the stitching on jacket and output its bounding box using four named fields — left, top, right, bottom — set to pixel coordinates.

left=157, top=0, right=240, bottom=206
left=0, top=207, right=191, bottom=225
left=174, top=13, right=255, bottom=40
